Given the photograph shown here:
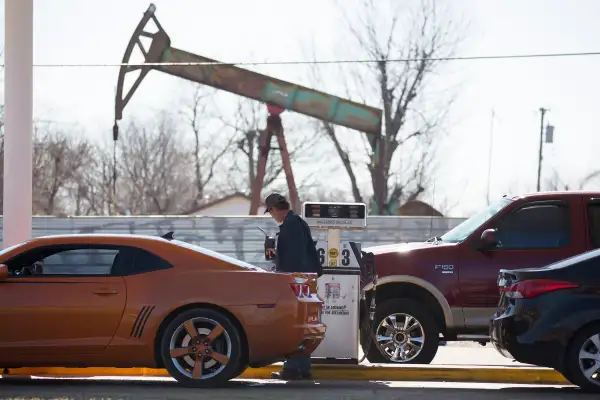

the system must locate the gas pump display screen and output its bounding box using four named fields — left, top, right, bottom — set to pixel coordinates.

left=303, top=202, right=367, bottom=228
left=304, top=204, right=366, bottom=219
